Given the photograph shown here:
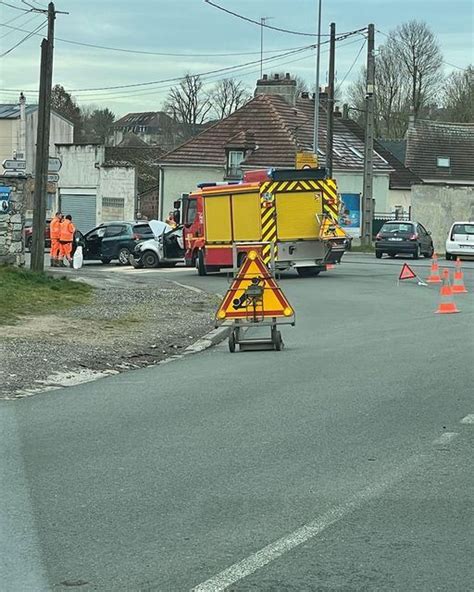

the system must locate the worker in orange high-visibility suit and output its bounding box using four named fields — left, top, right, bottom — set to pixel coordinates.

left=49, top=211, right=63, bottom=266
left=59, top=214, right=76, bottom=267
